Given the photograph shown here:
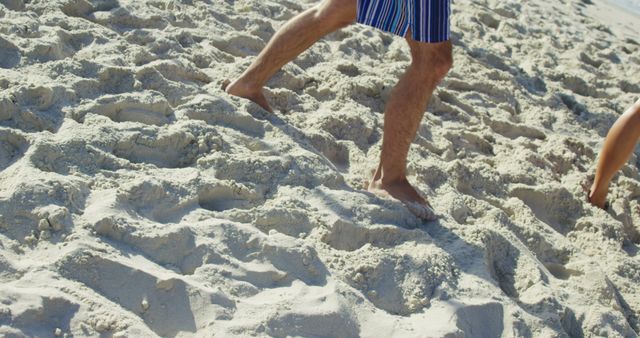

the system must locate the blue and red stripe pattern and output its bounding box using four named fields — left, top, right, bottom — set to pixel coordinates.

left=356, top=0, right=451, bottom=43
